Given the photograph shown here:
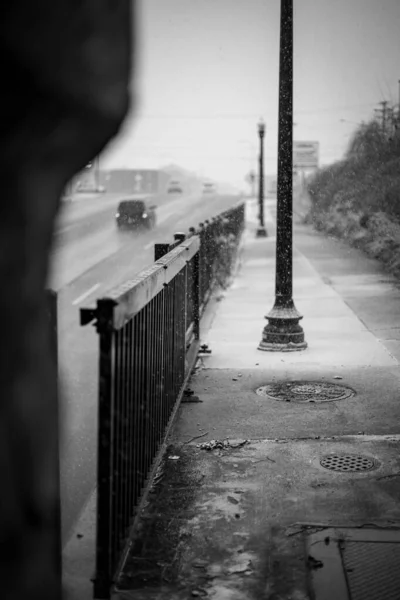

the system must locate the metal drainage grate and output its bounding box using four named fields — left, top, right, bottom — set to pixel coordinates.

left=255, top=381, right=355, bottom=403
left=320, top=454, right=377, bottom=473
